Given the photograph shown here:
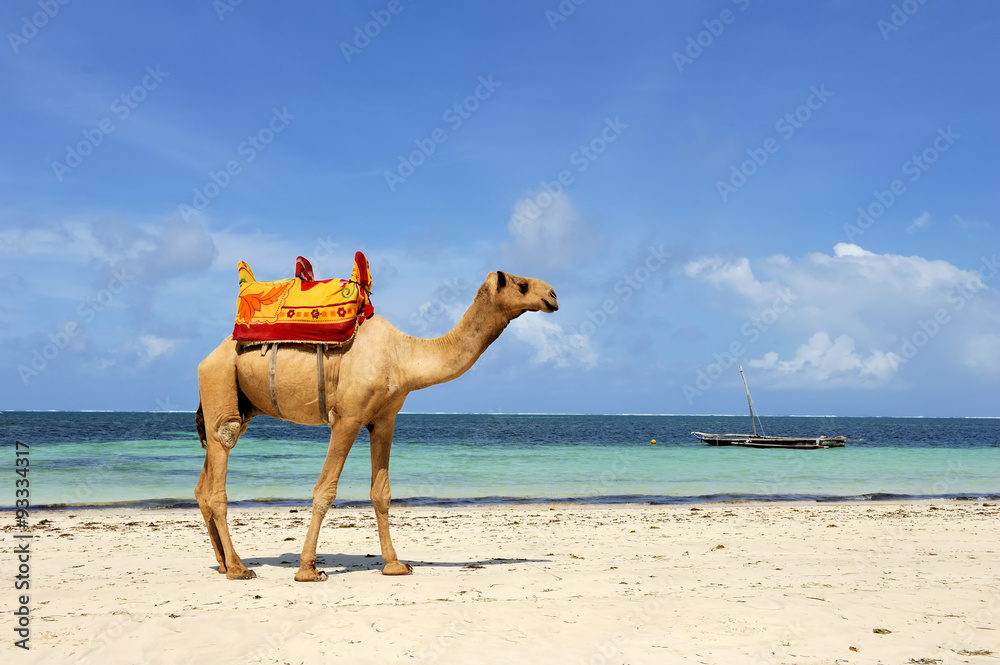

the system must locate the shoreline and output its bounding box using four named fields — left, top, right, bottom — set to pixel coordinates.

left=3, top=501, right=998, bottom=663
left=7, top=491, right=1000, bottom=512
left=6, top=410, right=1000, bottom=417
